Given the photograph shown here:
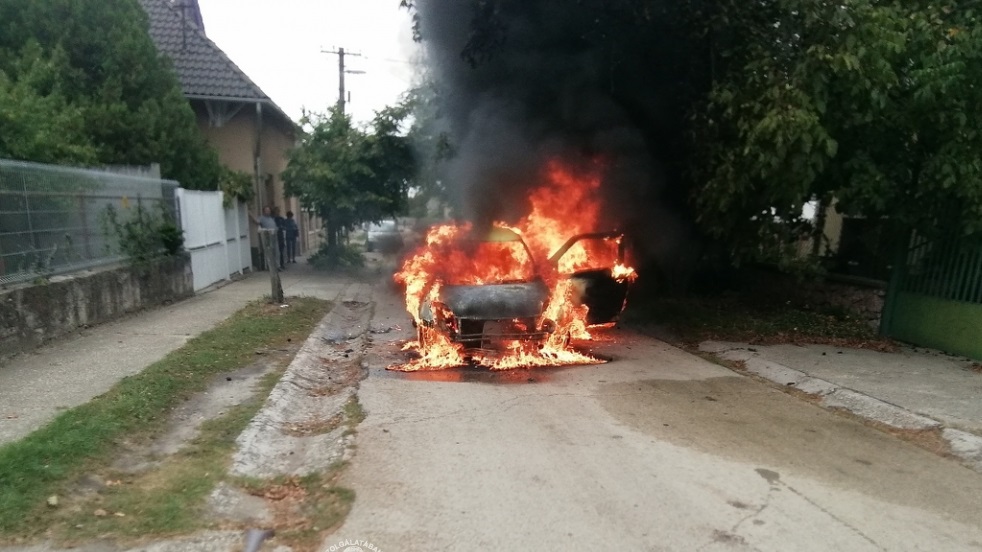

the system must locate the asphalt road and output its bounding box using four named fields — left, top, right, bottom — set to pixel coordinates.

left=328, top=283, right=982, bottom=552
